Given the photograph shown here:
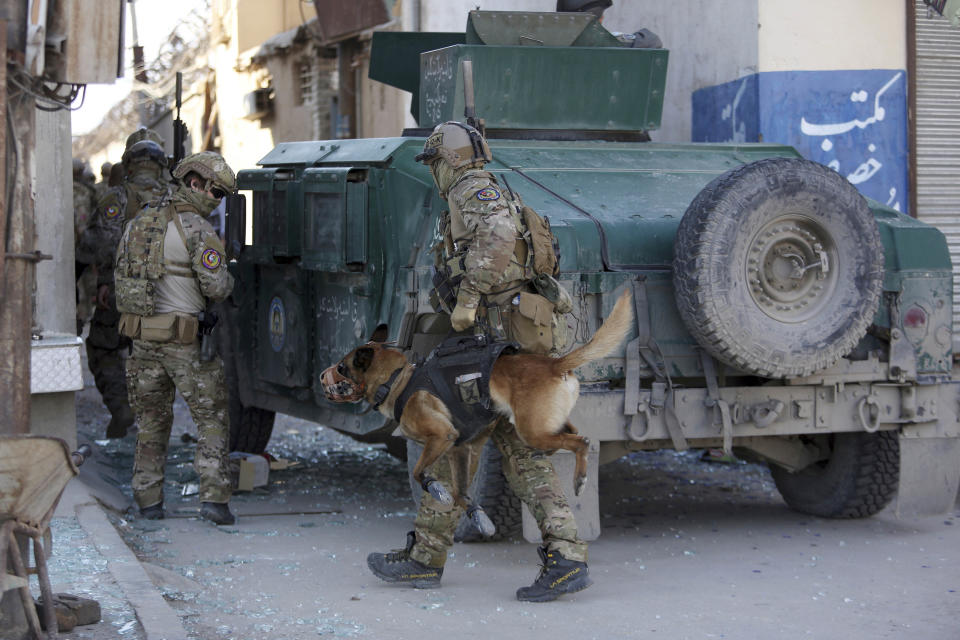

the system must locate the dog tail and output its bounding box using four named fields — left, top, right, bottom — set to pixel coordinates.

left=552, top=288, right=633, bottom=375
